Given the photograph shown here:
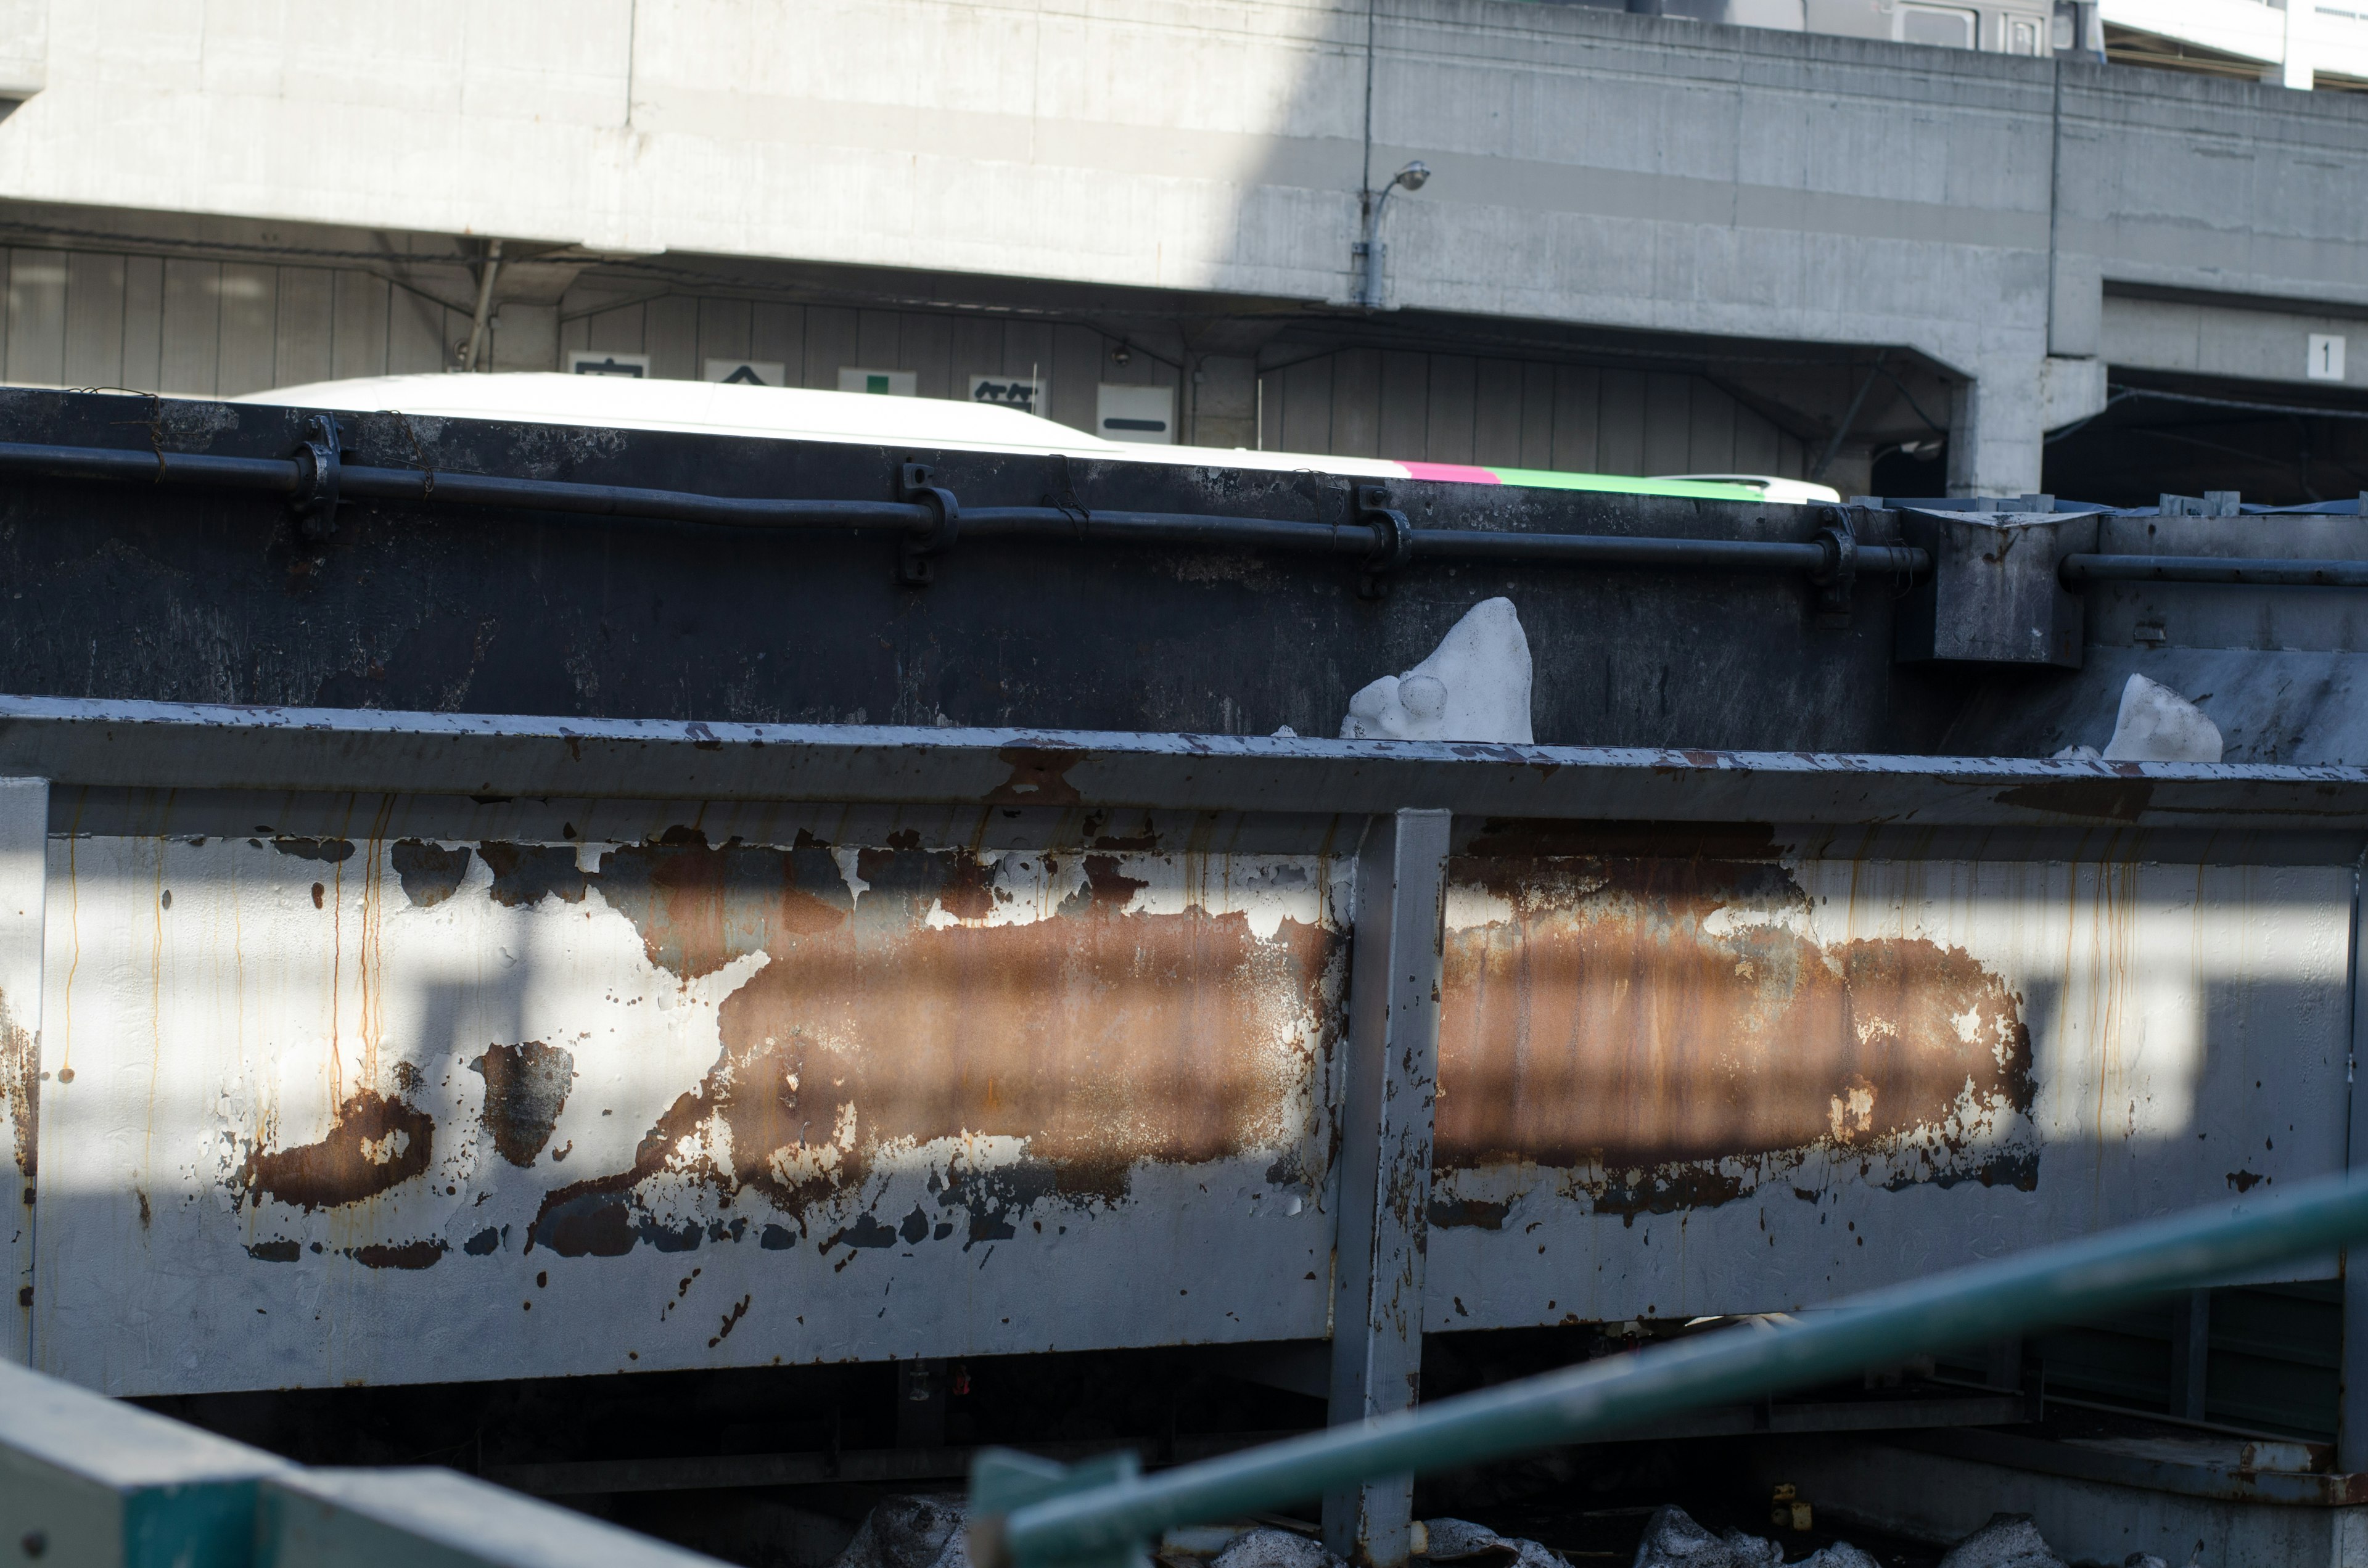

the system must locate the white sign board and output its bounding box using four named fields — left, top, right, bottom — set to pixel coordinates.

left=967, top=374, right=1046, bottom=415
left=1096, top=384, right=1175, bottom=445
left=2309, top=334, right=2346, bottom=382
left=704, top=358, right=787, bottom=387
left=567, top=351, right=651, bottom=378
left=837, top=367, right=916, bottom=397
